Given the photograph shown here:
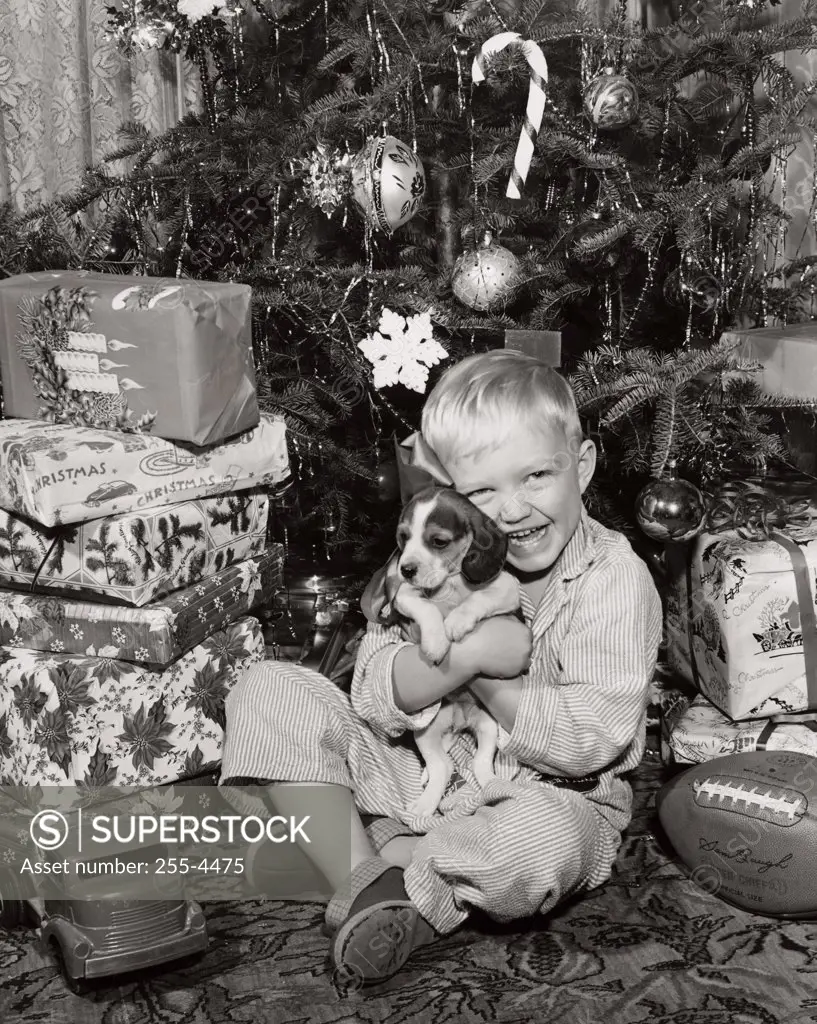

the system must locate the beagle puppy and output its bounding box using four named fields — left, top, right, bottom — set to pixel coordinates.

left=377, top=487, right=520, bottom=817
